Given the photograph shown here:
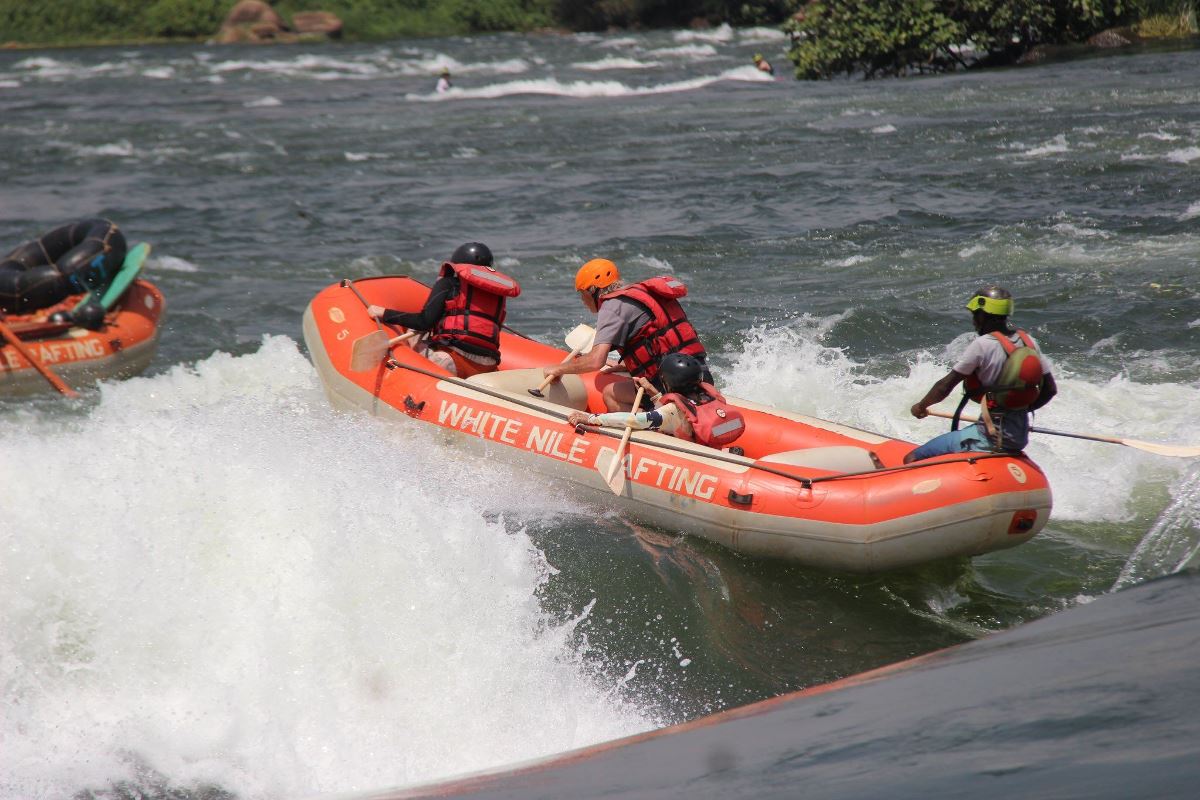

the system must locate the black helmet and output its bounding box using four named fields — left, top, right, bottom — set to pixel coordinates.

left=965, top=285, right=1013, bottom=316
left=450, top=242, right=493, bottom=267
left=658, top=353, right=703, bottom=393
